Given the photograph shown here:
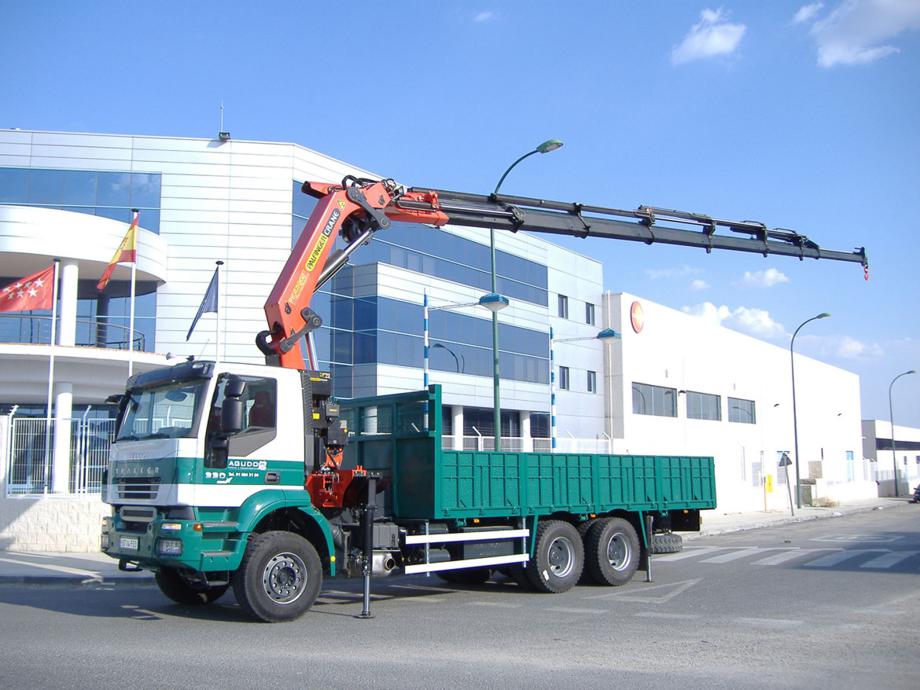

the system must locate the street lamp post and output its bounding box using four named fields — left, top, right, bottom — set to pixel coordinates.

left=888, top=369, right=916, bottom=497
left=790, top=312, right=830, bottom=509
left=490, top=139, right=563, bottom=451
left=549, top=327, right=619, bottom=451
